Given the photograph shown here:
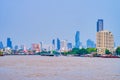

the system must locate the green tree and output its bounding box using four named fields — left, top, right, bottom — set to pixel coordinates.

left=86, top=48, right=97, bottom=54
left=0, top=51, right=3, bottom=56
left=71, top=48, right=80, bottom=54
left=116, top=47, right=120, bottom=55
left=105, top=49, right=111, bottom=55
left=79, top=48, right=88, bottom=55
left=63, top=48, right=80, bottom=56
